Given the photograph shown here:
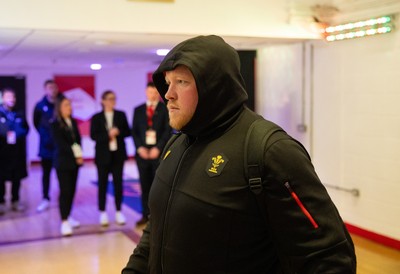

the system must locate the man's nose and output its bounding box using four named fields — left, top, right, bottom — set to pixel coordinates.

left=165, top=86, right=175, bottom=100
